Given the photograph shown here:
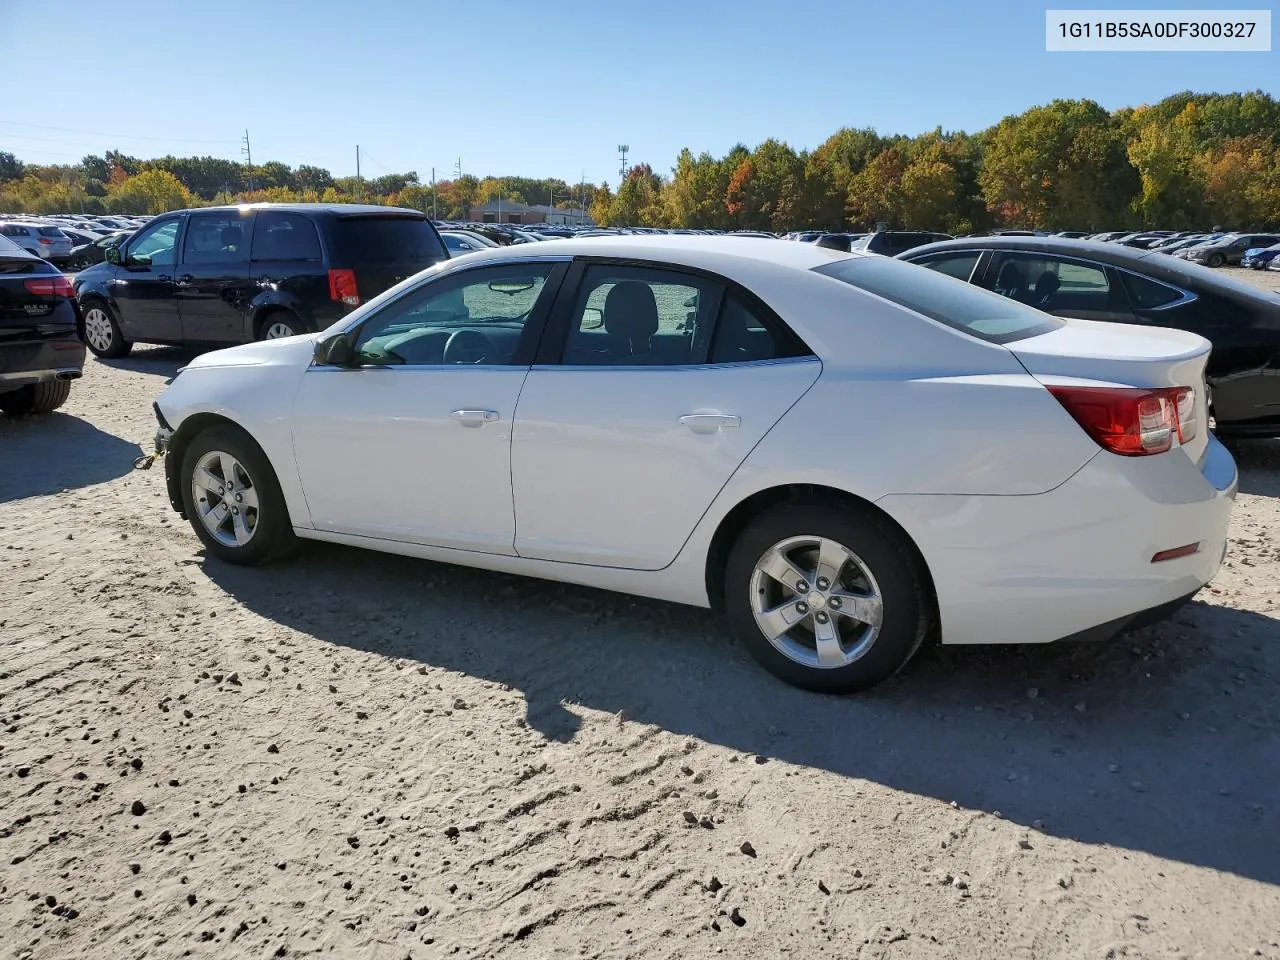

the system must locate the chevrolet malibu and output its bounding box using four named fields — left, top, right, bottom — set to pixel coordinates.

left=152, top=237, right=1237, bottom=693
